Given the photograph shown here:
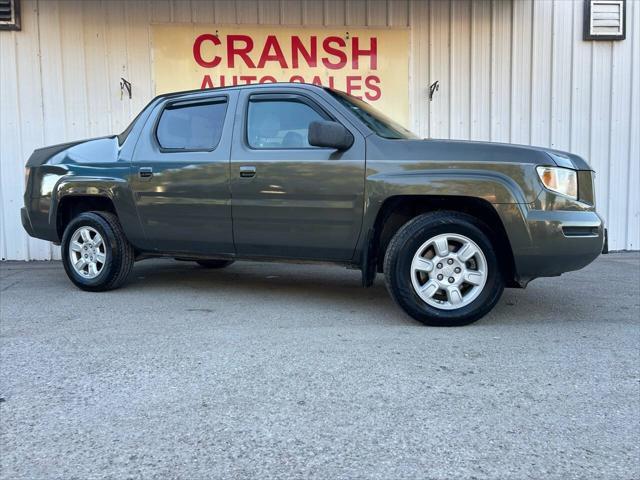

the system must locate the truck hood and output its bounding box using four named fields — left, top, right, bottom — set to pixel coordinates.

left=368, top=138, right=593, bottom=171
